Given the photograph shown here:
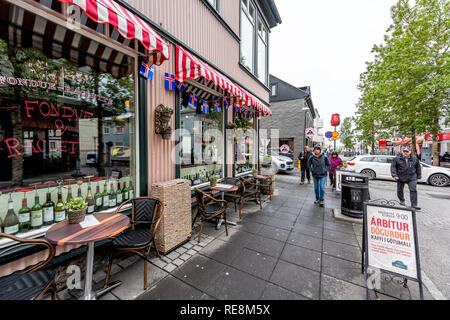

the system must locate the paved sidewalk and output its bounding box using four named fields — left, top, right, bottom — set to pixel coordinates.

left=78, top=172, right=434, bottom=301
